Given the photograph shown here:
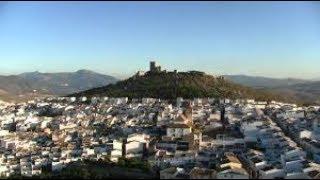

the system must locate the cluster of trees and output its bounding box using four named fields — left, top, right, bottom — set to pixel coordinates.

left=8, top=158, right=156, bottom=179
left=117, top=157, right=151, bottom=172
